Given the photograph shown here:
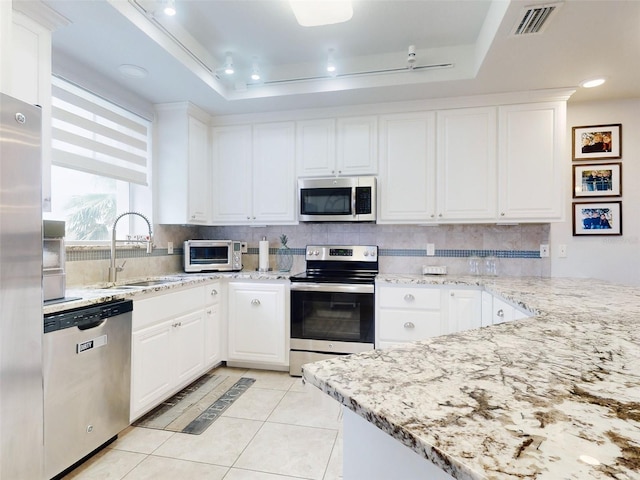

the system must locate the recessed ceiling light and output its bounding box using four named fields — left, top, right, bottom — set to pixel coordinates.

left=224, top=53, right=234, bottom=75
left=580, top=78, right=606, bottom=88
left=118, top=64, right=148, bottom=79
